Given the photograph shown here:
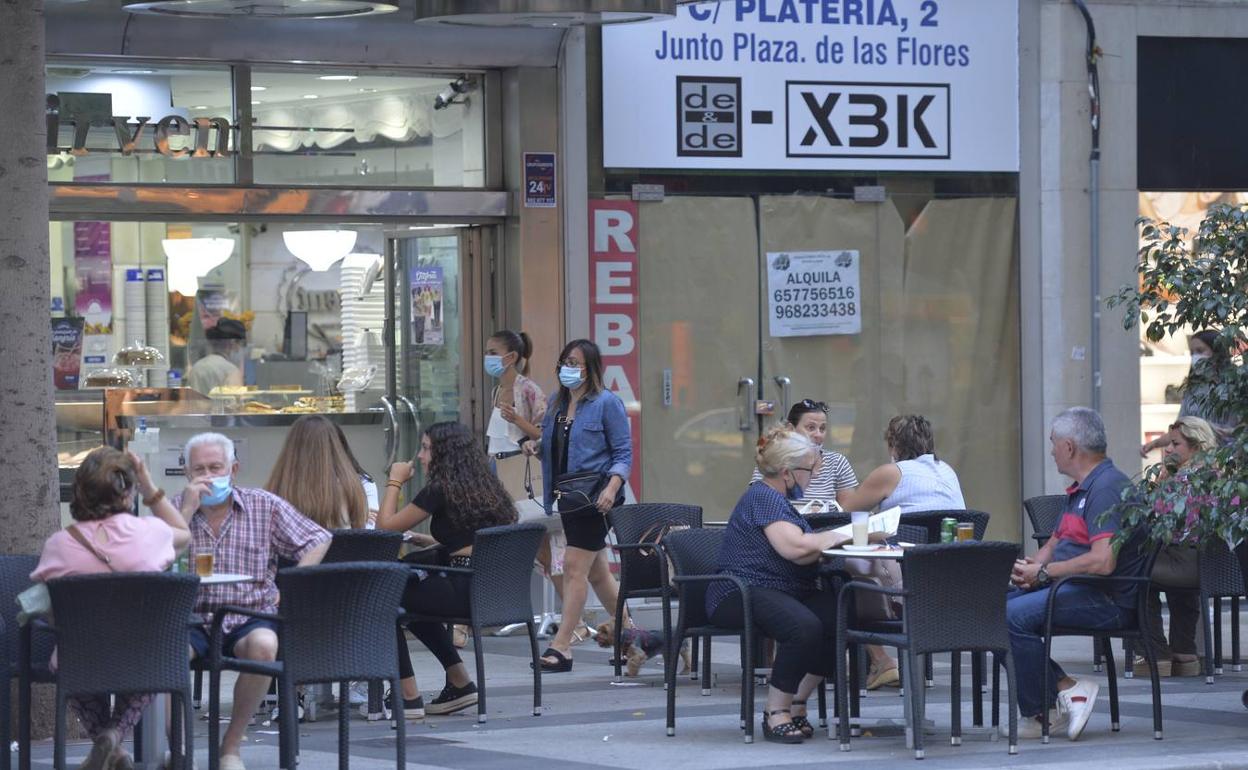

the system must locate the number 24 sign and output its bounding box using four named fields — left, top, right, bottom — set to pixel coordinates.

left=524, top=152, right=557, bottom=208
